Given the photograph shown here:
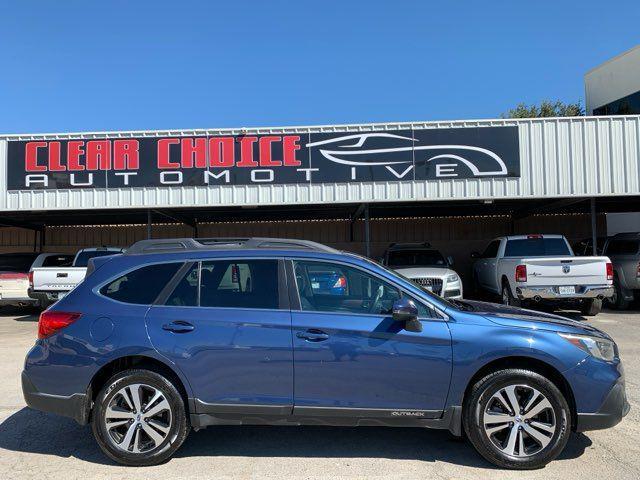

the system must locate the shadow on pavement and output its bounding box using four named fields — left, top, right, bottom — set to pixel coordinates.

left=0, top=407, right=592, bottom=467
